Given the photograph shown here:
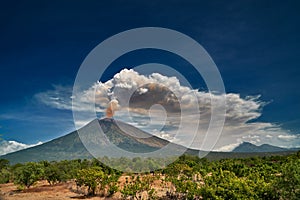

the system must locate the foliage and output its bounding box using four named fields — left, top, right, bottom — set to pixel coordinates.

left=75, top=164, right=120, bottom=196
left=13, top=162, right=44, bottom=188
left=42, top=161, right=62, bottom=185
left=121, top=175, right=157, bottom=199
left=76, top=166, right=105, bottom=195
left=0, top=159, right=9, bottom=170
left=1, top=151, right=299, bottom=199
left=0, top=159, right=10, bottom=184
left=0, top=168, right=10, bottom=184
left=163, top=153, right=300, bottom=199
left=275, top=153, right=300, bottom=199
